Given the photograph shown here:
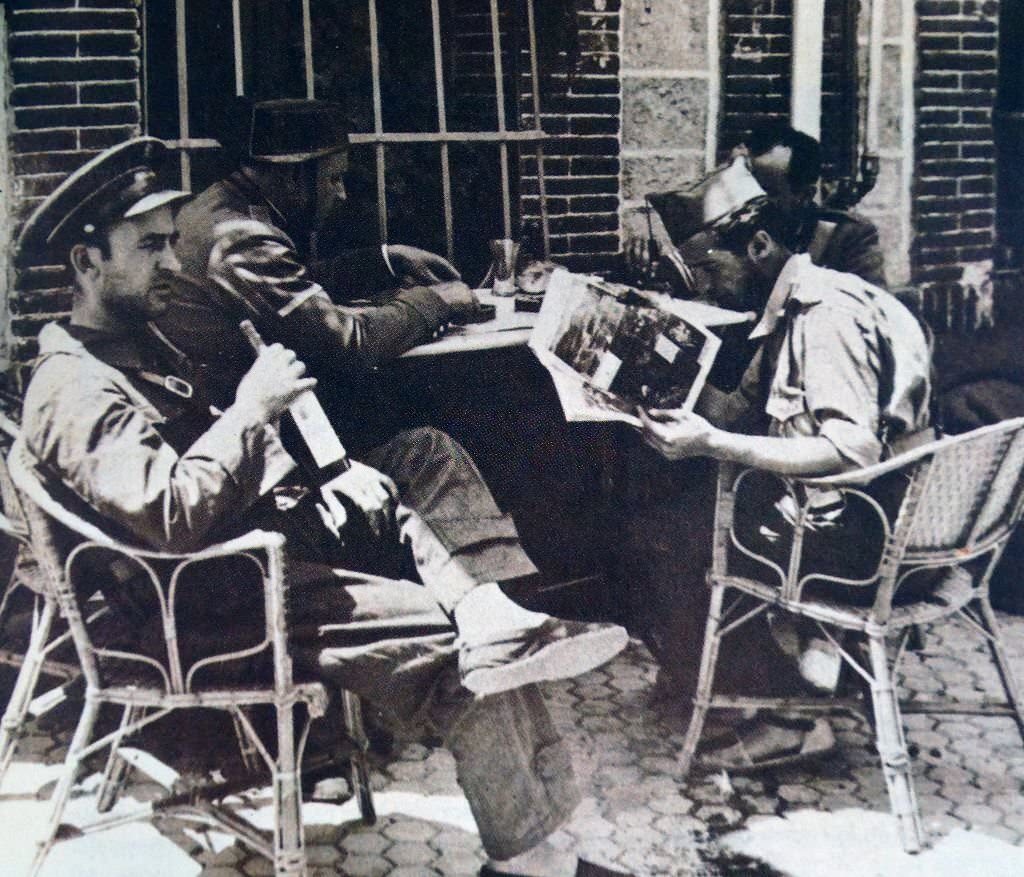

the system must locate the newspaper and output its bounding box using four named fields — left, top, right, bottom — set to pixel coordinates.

left=529, top=269, right=722, bottom=427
